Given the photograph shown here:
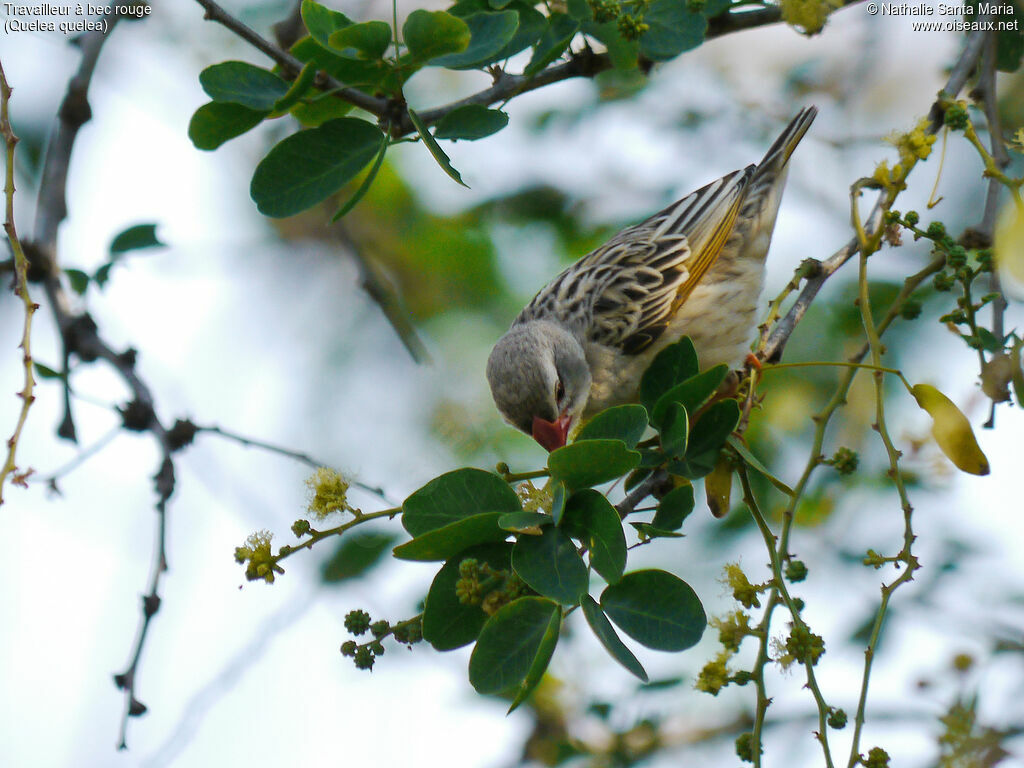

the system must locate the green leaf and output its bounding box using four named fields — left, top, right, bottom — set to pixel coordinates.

left=493, top=3, right=547, bottom=60
left=996, top=26, right=1023, bottom=72
left=650, top=364, right=729, bottom=427
left=432, top=11, right=520, bottom=69
left=433, top=105, right=510, bottom=141
left=548, top=439, right=641, bottom=491
left=199, top=61, right=290, bottom=111
left=976, top=327, right=1002, bottom=353
left=64, top=268, right=90, bottom=295
left=524, top=12, right=580, bottom=76
left=403, top=10, right=471, bottom=61
left=651, top=483, right=694, bottom=531
left=601, top=569, right=706, bottom=651
left=408, top=107, right=469, bottom=188
left=34, top=362, right=65, bottom=380
left=685, top=399, right=740, bottom=458
left=327, top=20, right=392, bottom=59
left=562, top=489, right=626, bottom=584
left=291, top=36, right=388, bottom=88
left=727, top=437, right=795, bottom=497
left=658, top=402, right=688, bottom=457
left=93, top=262, right=112, bottom=288
left=402, top=467, right=521, bottom=536
left=507, top=602, right=561, bottom=712
left=290, top=92, right=356, bottom=127
left=423, top=542, right=512, bottom=650
left=321, top=531, right=397, bottom=582
left=638, top=0, right=707, bottom=62
left=498, top=511, right=552, bottom=533
left=630, top=522, right=684, bottom=539
left=109, top=224, right=165, bottom=255
left=512, top=526, right=589, bottom=604
left=639, top=337, right=699, bottom=413
left=469, top=597, right=561, bottom=696
left=273, top=61, right=318, bottom=112
left=551, top=480, right=567, bottom=525
left=575, top=404, right=648, bottom=448
left=332, top=134, right=388, bottom=221
left=189, top=101, right=268, bottom=151
left=393, top=512, right=508, bottom=561
left=250, top=117, right=384, bottom=218
left=581, top=595, right=647, bottom=681
left=582, top=19, right=639, bottom=70
left=301, top=0, right=353, bottom=48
